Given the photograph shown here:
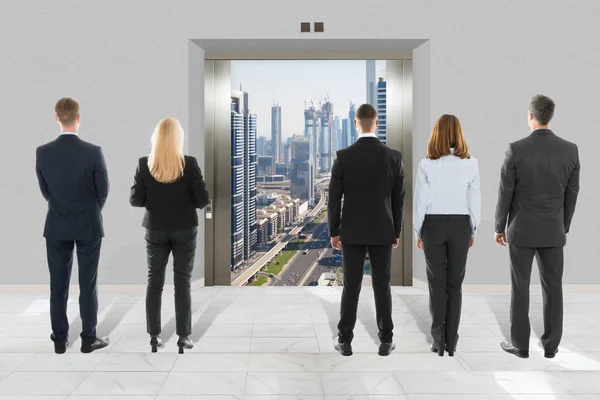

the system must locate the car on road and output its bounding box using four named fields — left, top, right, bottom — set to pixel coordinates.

left=268, top=273, right=275, bottom=278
